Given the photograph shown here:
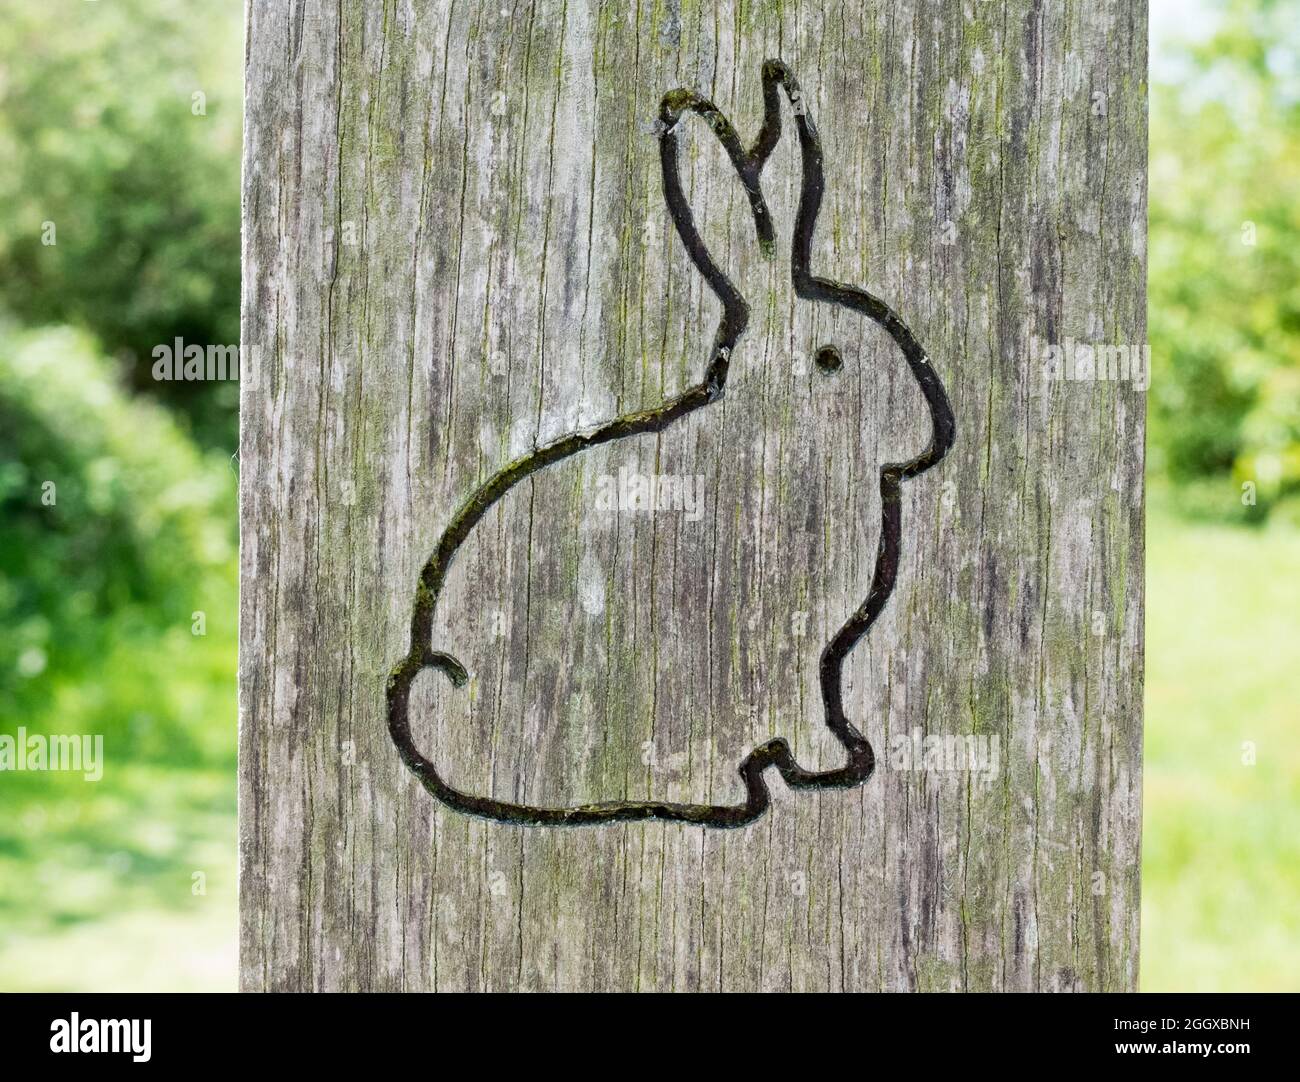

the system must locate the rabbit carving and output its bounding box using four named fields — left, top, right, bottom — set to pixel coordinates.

left=386, top=60, right=956, bottom=827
